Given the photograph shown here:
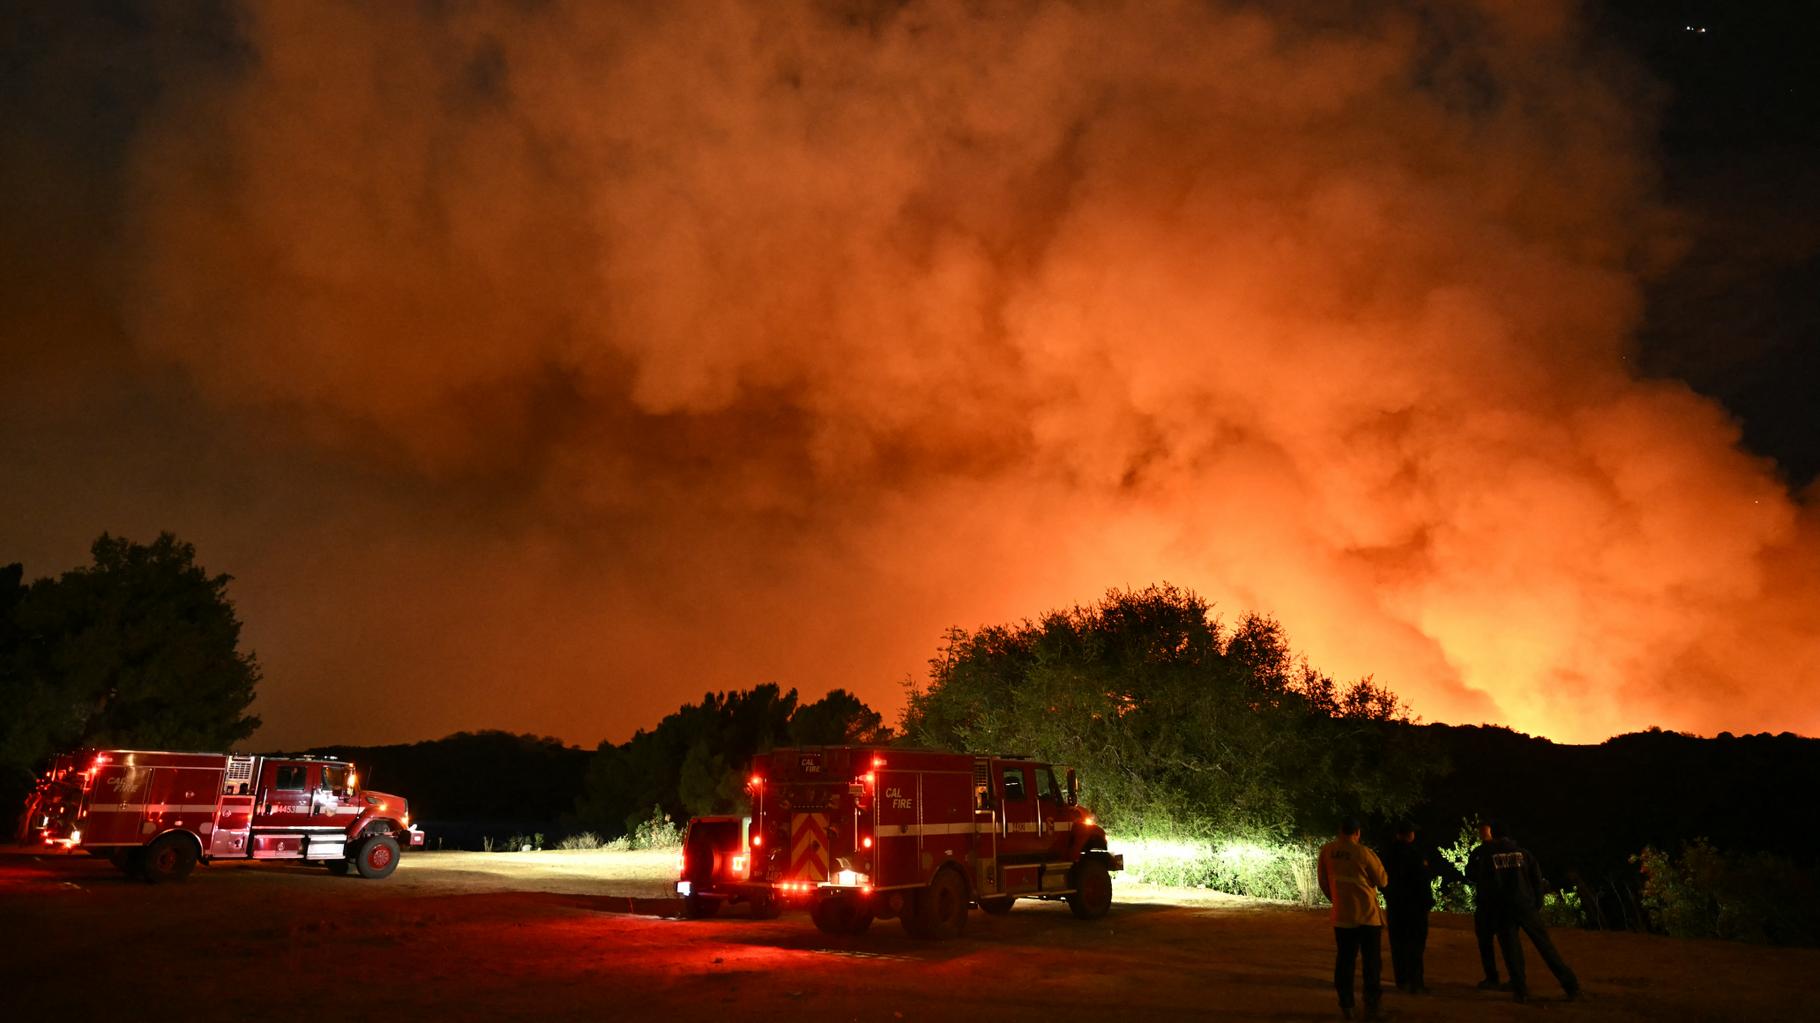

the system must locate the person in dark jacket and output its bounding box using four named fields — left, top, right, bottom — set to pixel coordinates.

left=1485, top=821, right=1580, bottom=1003
left=1465, top=820, right=1504, bottom=990
left=1382, top=823, right=1434, bottom=994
